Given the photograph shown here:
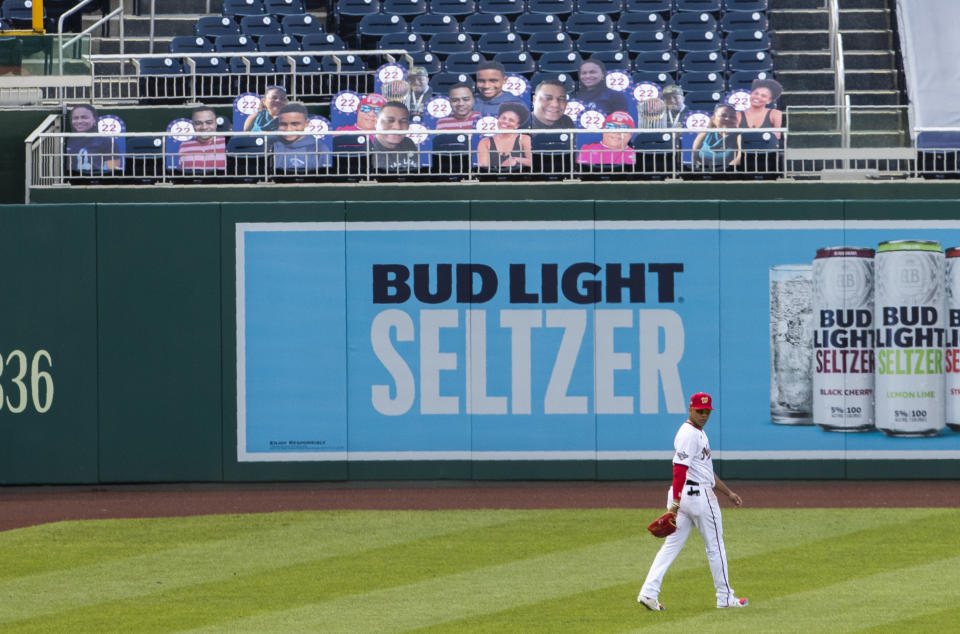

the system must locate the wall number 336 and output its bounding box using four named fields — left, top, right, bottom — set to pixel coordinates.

left=0, top=350, right=54, bottom=414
